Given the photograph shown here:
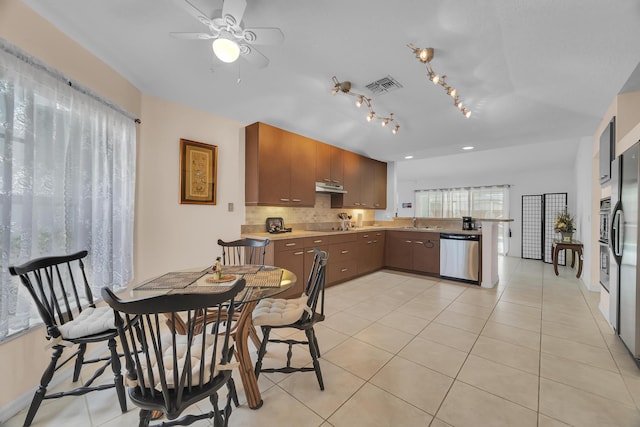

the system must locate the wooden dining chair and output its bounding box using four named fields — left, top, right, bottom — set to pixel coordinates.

left=216, top=238, right=270, bottom=349
left=217, top=238, right=270, bottom=266
left=253, top=248, right=328, bottom=390
left=102, top=278, right=246, bottom=427
left=9, top=250, right=127, bottom=427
